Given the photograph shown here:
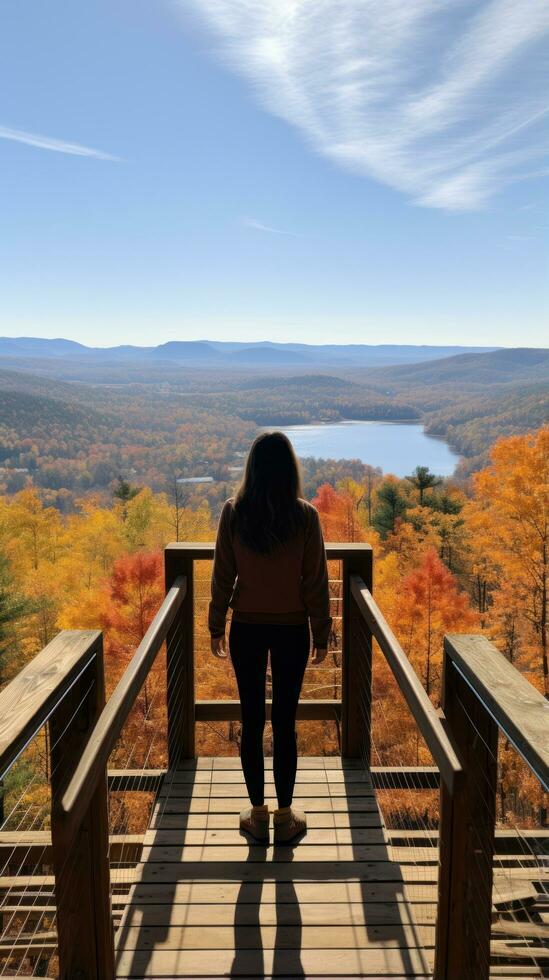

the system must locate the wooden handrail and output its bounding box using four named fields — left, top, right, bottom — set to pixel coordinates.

left=445, top=634, right=549, bottom=790
left=164, top=541, right=373, bottom=561
left=0, top=630, right=101, bottom=778
left=59, top=575, right=186, bottom=838
left=350, top=574, right=463, bottom=794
